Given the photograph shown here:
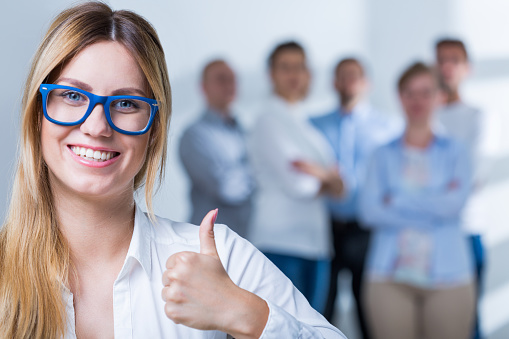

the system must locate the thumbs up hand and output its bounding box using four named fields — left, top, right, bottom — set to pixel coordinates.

left=198, top=208, right=220, bottom=258
left=162, top=209, right=269, bottom=338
